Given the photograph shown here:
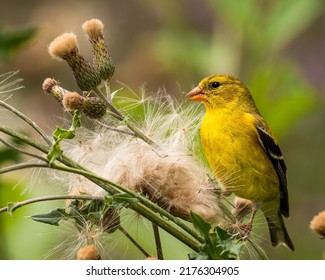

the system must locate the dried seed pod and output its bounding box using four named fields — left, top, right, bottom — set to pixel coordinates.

left=77, top=244, right=101, bottom=260
left=48, top=33, right=101, bottom=91
left=310, top=211, right=325, bottom=238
